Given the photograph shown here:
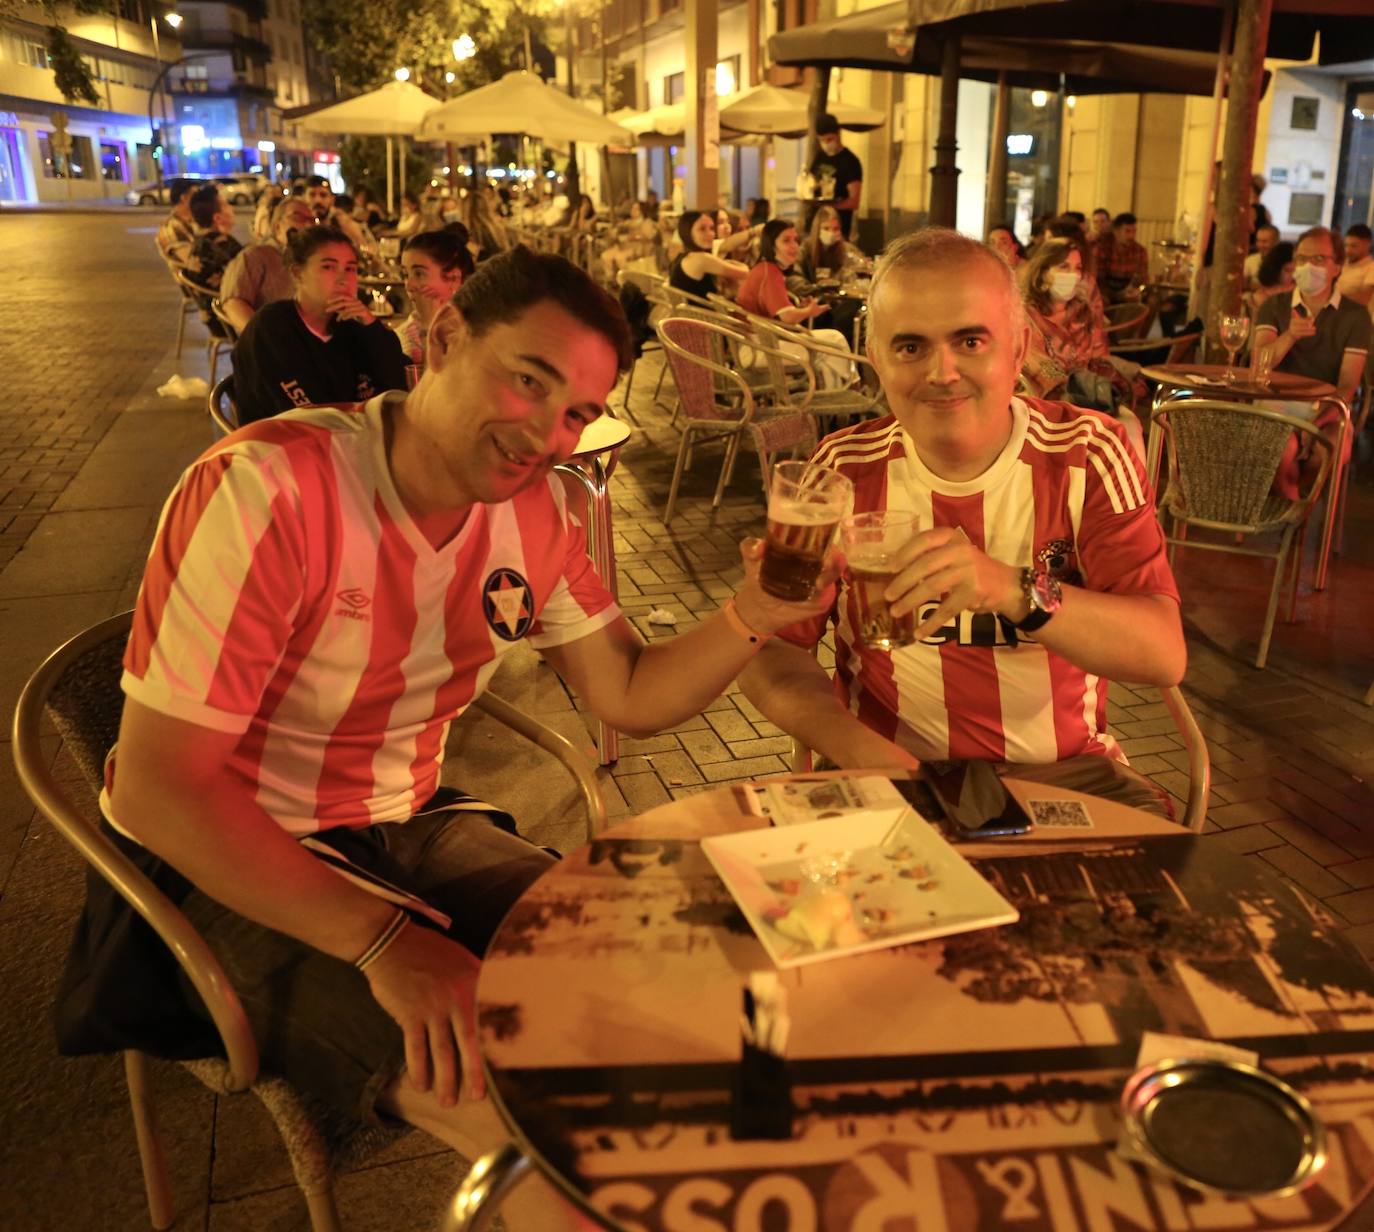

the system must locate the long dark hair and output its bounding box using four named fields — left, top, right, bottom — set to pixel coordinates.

left=403, top=229, right=475, bottom=279
left=677, top=210, right=709, bottom=253
left=758, top=218, right=796, bottom=266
